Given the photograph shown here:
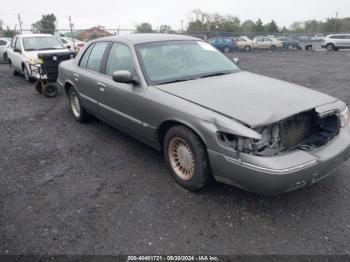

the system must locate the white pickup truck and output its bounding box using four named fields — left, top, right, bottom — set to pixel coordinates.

left=7, top=34, right=70, bottom=82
